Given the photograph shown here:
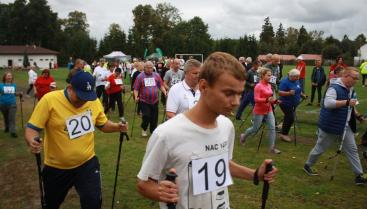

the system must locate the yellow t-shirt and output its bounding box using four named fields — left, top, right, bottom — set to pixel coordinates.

left=28, top=89, right=108, bottom=169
